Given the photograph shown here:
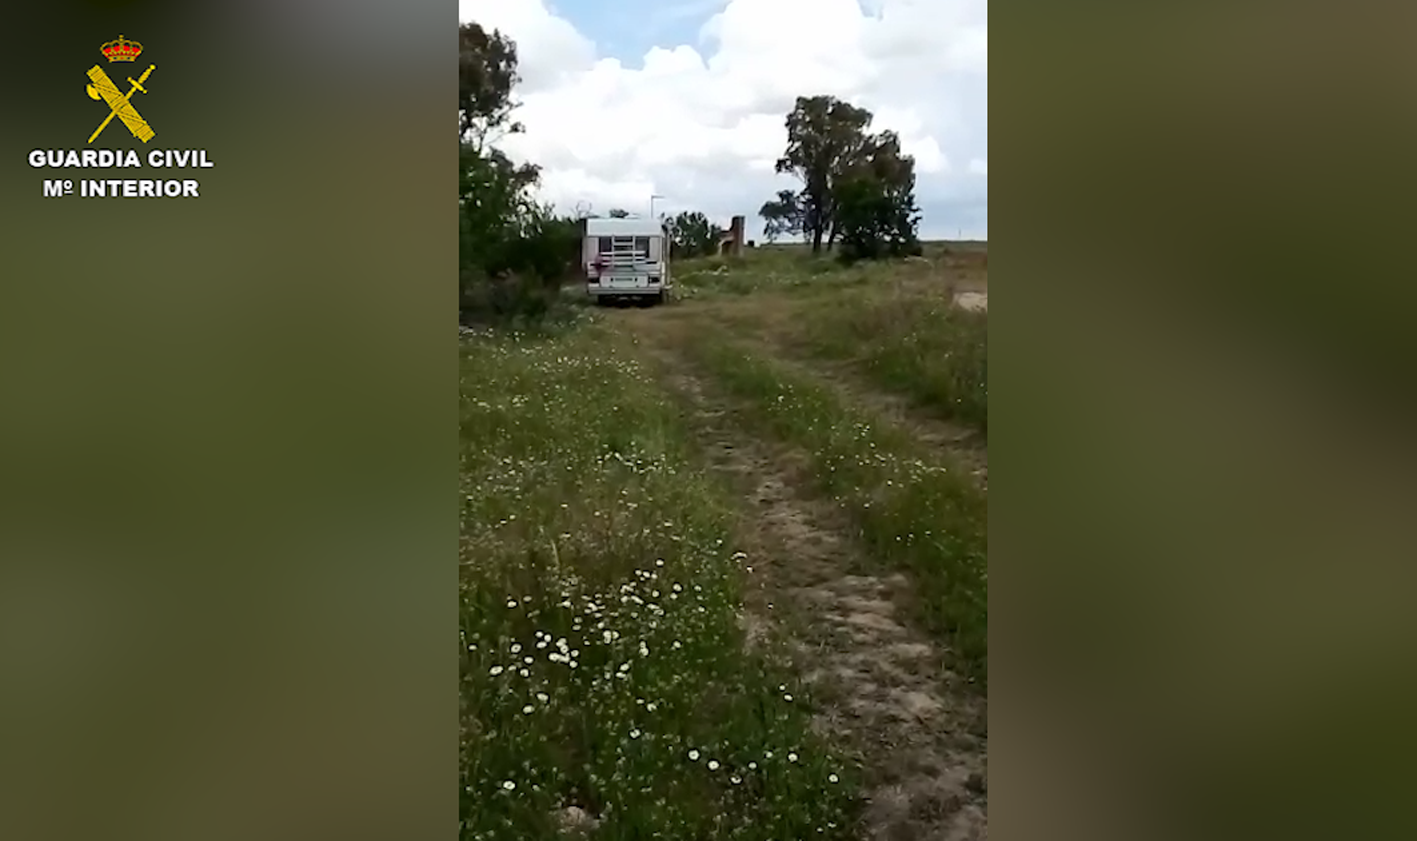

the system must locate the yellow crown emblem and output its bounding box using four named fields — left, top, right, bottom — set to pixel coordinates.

left=101, top=35, right=143, bottom=62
